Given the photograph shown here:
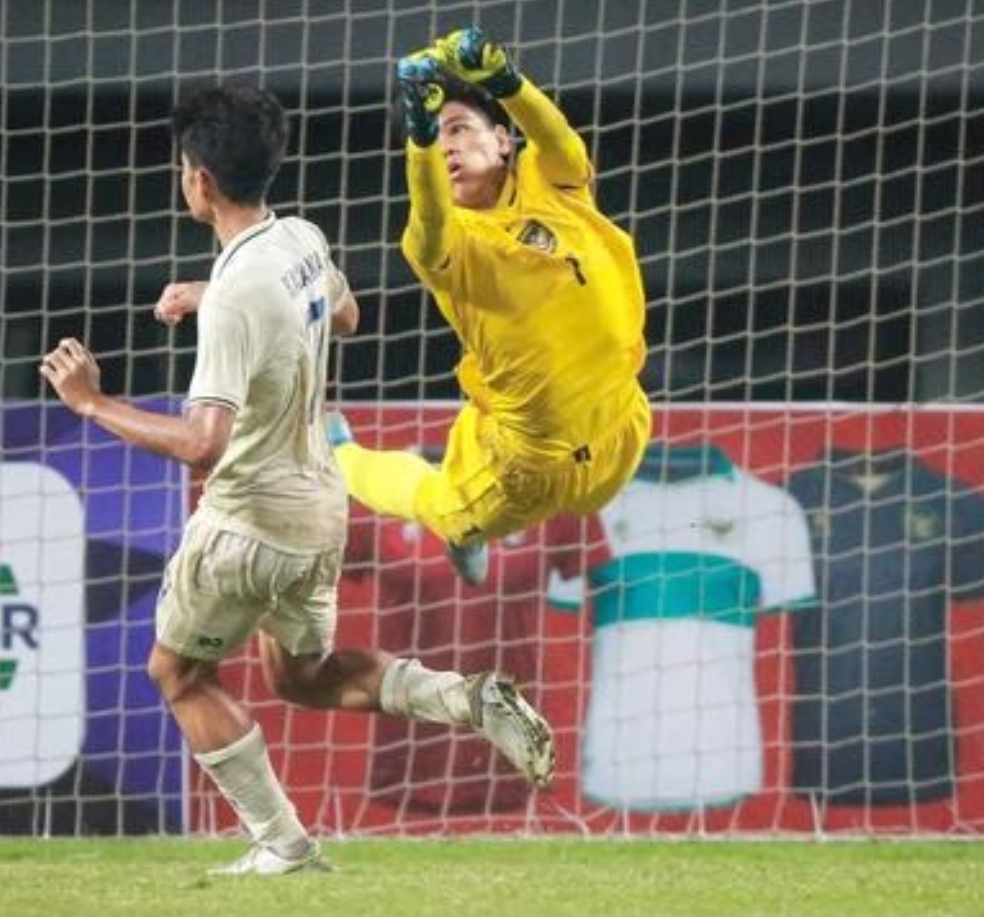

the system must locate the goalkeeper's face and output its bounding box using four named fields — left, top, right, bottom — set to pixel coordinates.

left=438, top=101, right=512, bottom=210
